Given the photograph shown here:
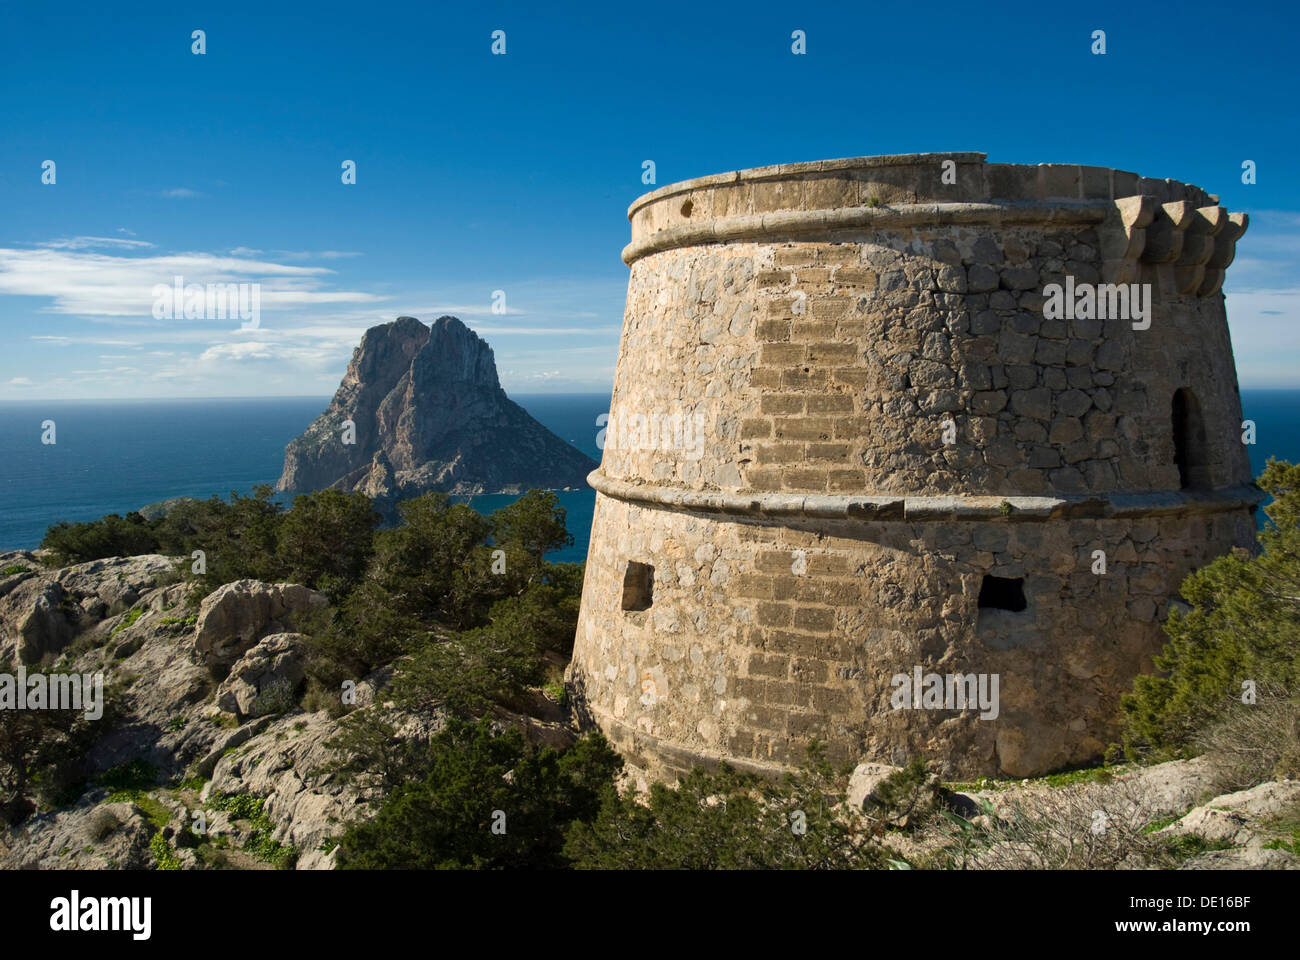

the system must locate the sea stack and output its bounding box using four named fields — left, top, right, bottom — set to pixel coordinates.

left=278, top=315, right=596, bottom=502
